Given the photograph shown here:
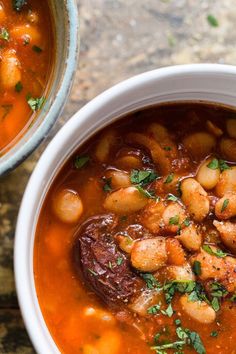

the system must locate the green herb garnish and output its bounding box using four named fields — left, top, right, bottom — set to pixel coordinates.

left=193, top=261, right=202, bottom=276
left=0, top=28, right=9, bottom=41
left=207, top=14, right=219, bottom=27
left=166, top=193, right=178, bottom=202
left=207, top=158, right=219, bottom=170
left=32, top=45, right=43, bottom=53
left=169, top=215, right=179, bottom=225
left=27, top=96, right=45, bottom=111
left=130, top=169, right=158, bottom=185
left=136, top=185, right=156, bottom=199
left=219, top=159, right=230, bottom=171
left=13, top=0, right=27, bottom=11
left=88, top=268, right=98, bottom=276
left=221, top=198, right=229, bottom=212
left=15, top=81, right=23, bottom=93
left=210, top=331, right=218, bottom=337
left=74, top=156, right=90, bottom=169
left=102, top=177, right=112, bottom=192
left=116, top=257, right=123, bottom=266
left=164, top=173, right=174, bottom=184
left=147, top=304, right=161, bottom=315
left=141, top=273, right=162, bottom=290
left=202, top=244, right=227, bottom=258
